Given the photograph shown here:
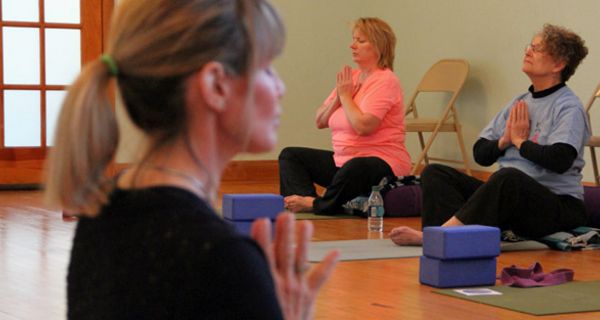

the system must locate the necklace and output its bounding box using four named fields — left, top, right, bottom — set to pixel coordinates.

left=143, top=164, right=208, bottom=197
left=359, top=72, right=369, bottom=84
left=359, top=68, right=375, bottom=83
